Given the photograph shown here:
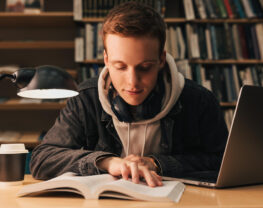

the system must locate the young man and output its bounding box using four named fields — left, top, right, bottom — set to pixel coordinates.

left=30, top=2, right=228, bottom=187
